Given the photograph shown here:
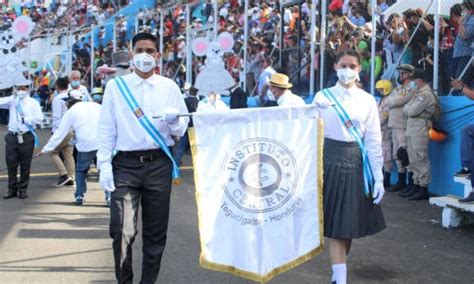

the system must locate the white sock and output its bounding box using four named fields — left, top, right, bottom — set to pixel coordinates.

left=331, top=263, right=347, bottom=284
